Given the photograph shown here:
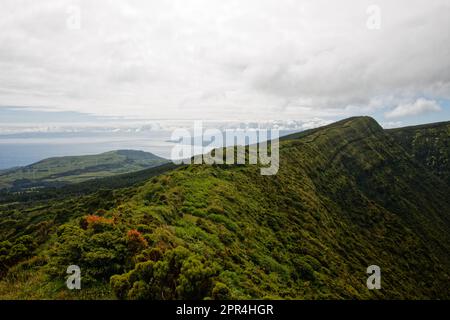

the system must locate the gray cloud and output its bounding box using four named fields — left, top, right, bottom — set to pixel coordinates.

left=385, top=98, right=441, bottom=119
left=0, top=0, right=448, bottom=120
